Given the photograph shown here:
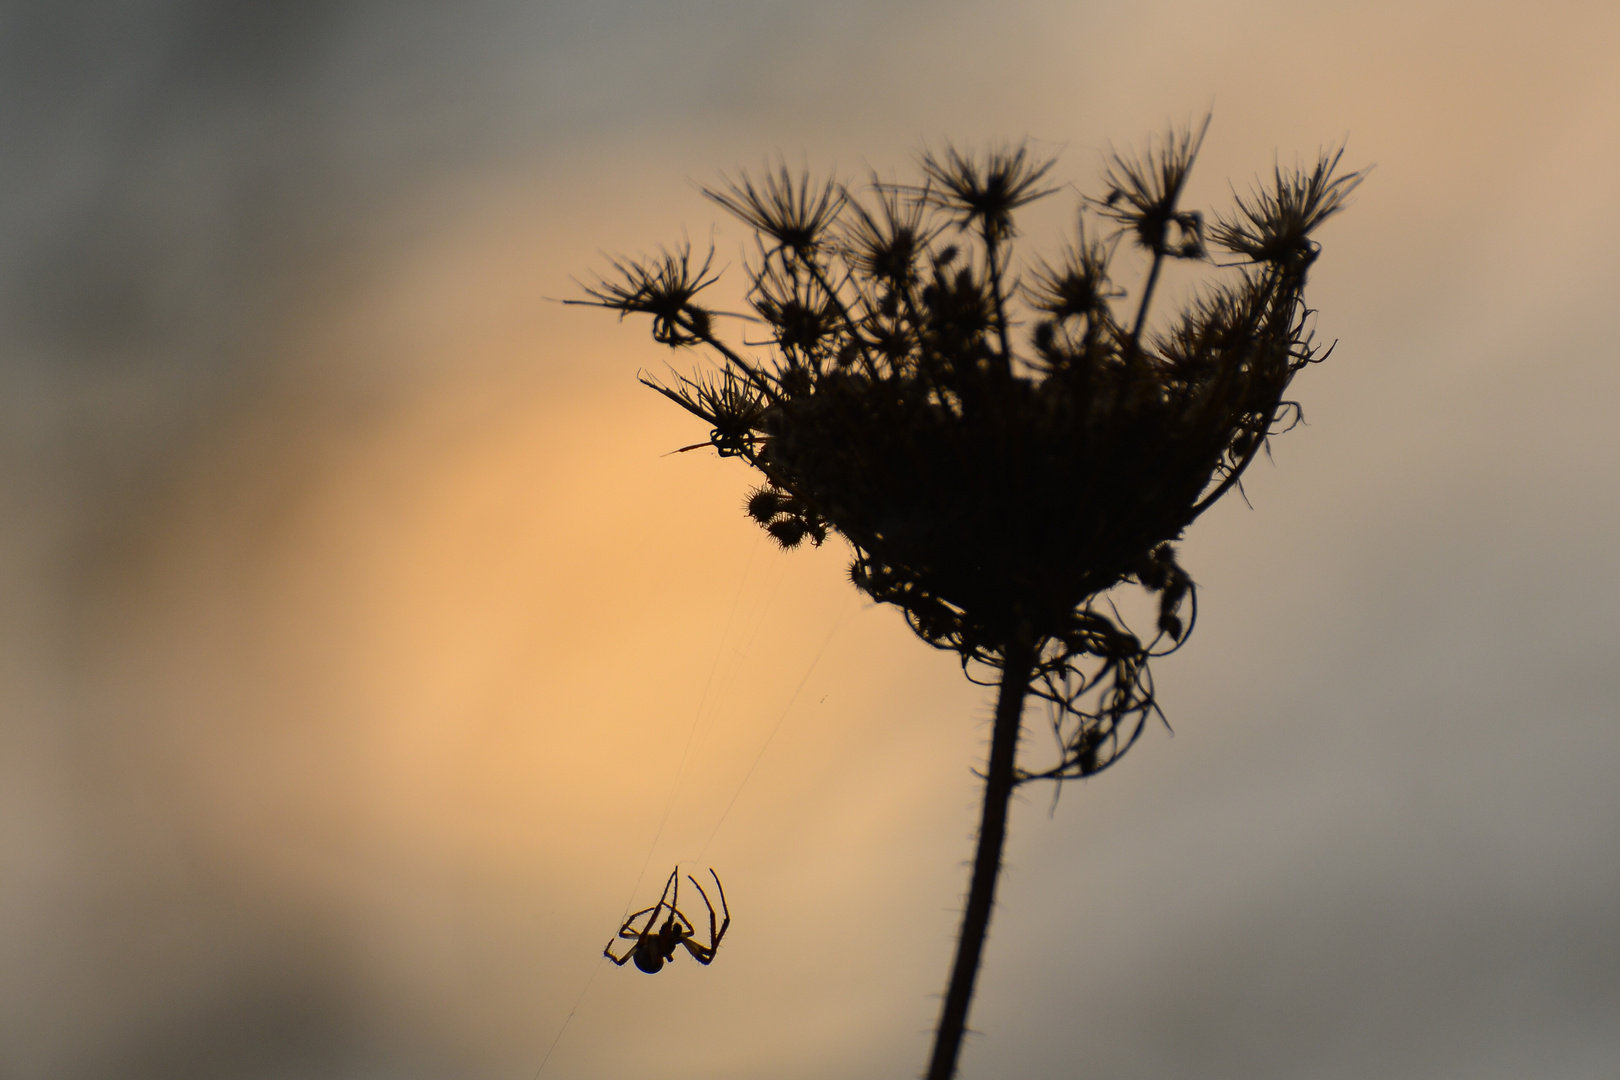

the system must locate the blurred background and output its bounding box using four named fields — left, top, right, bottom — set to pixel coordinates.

left=2, top=1, right=1617, bottom=1078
